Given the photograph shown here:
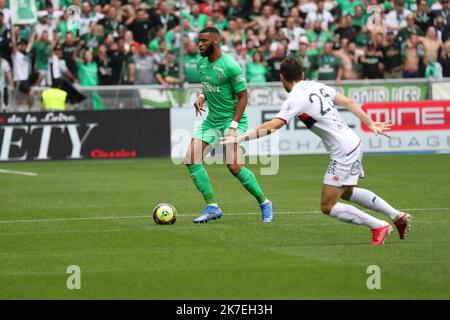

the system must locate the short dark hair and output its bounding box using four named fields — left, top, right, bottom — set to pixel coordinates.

left=280, top=55, right=303, bottom=82
left=199, top=27, right=220, bottom=36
